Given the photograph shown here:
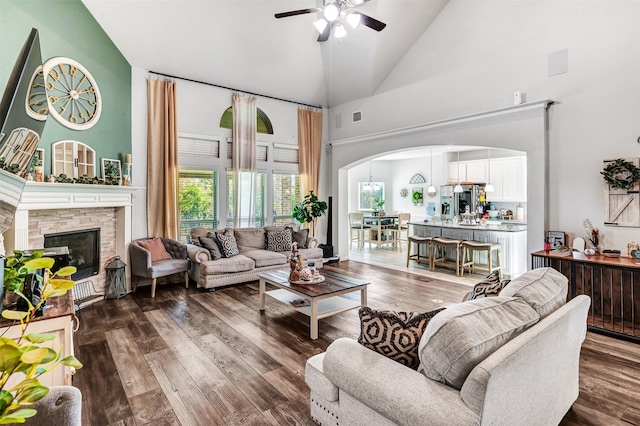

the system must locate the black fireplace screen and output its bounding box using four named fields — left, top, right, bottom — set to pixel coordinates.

left=44, top=228, right=100, bottom=281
